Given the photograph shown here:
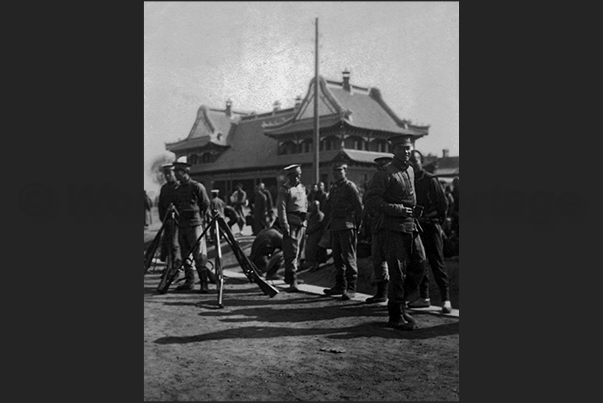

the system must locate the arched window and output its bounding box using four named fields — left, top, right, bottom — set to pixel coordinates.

left=201, top=153, right=213, bottom=164
left=278, top=141, right=297, bottom=155
left=189, top=154, right=199, bottom=165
